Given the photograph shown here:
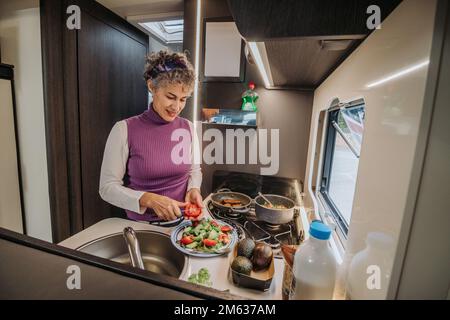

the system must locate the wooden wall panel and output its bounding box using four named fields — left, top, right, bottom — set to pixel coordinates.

left=41, top=0, right=148, bottom=239
left=78, top=12, right=148, bottom=227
